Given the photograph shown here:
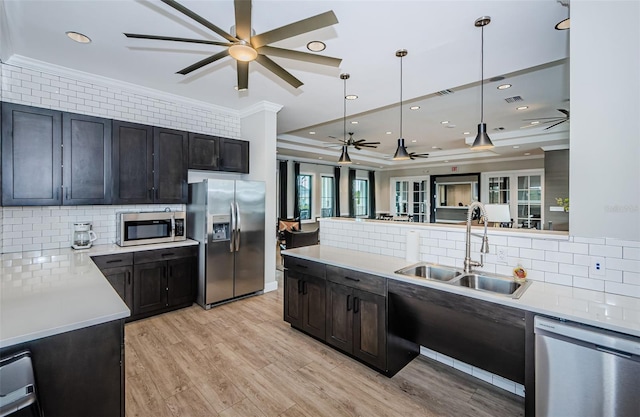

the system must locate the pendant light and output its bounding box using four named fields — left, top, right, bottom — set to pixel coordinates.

left=393, top=49, right=411, bottom=160
left=338, top=73, right=352, bottom=164
left=472, top=16, right=494, bottom=150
